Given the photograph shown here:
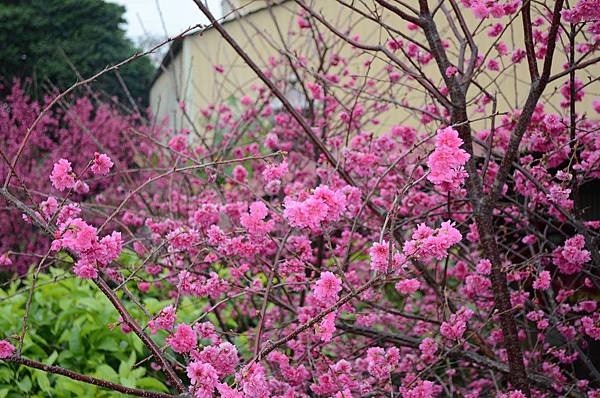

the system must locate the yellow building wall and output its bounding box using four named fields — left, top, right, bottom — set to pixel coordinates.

left=149, top=0, right=597, bottom=135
